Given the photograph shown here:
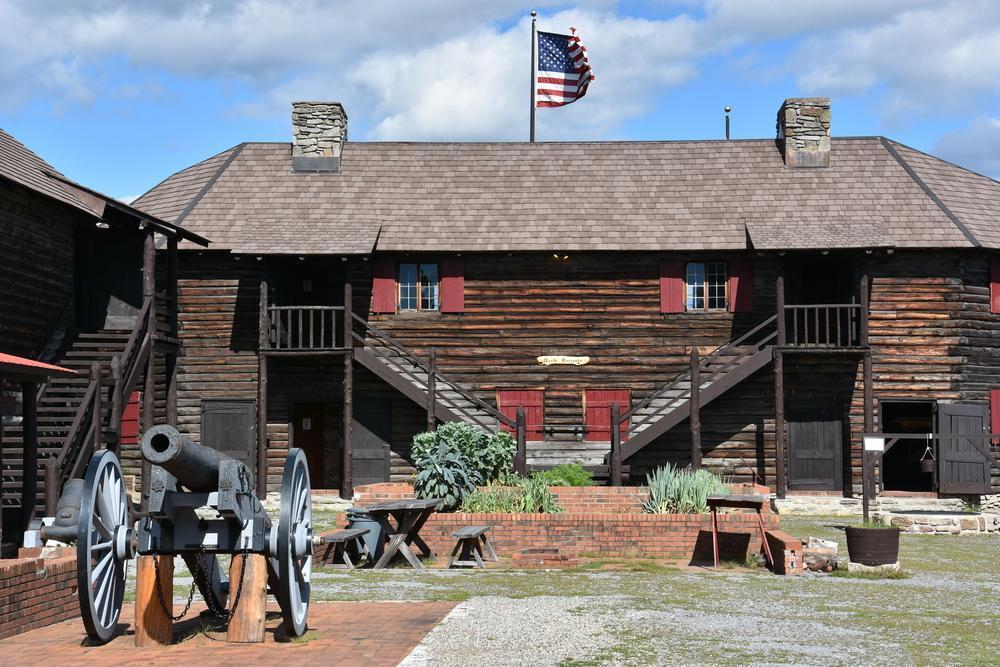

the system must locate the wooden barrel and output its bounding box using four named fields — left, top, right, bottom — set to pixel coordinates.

left=845, top=527, right=900, bottom=565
